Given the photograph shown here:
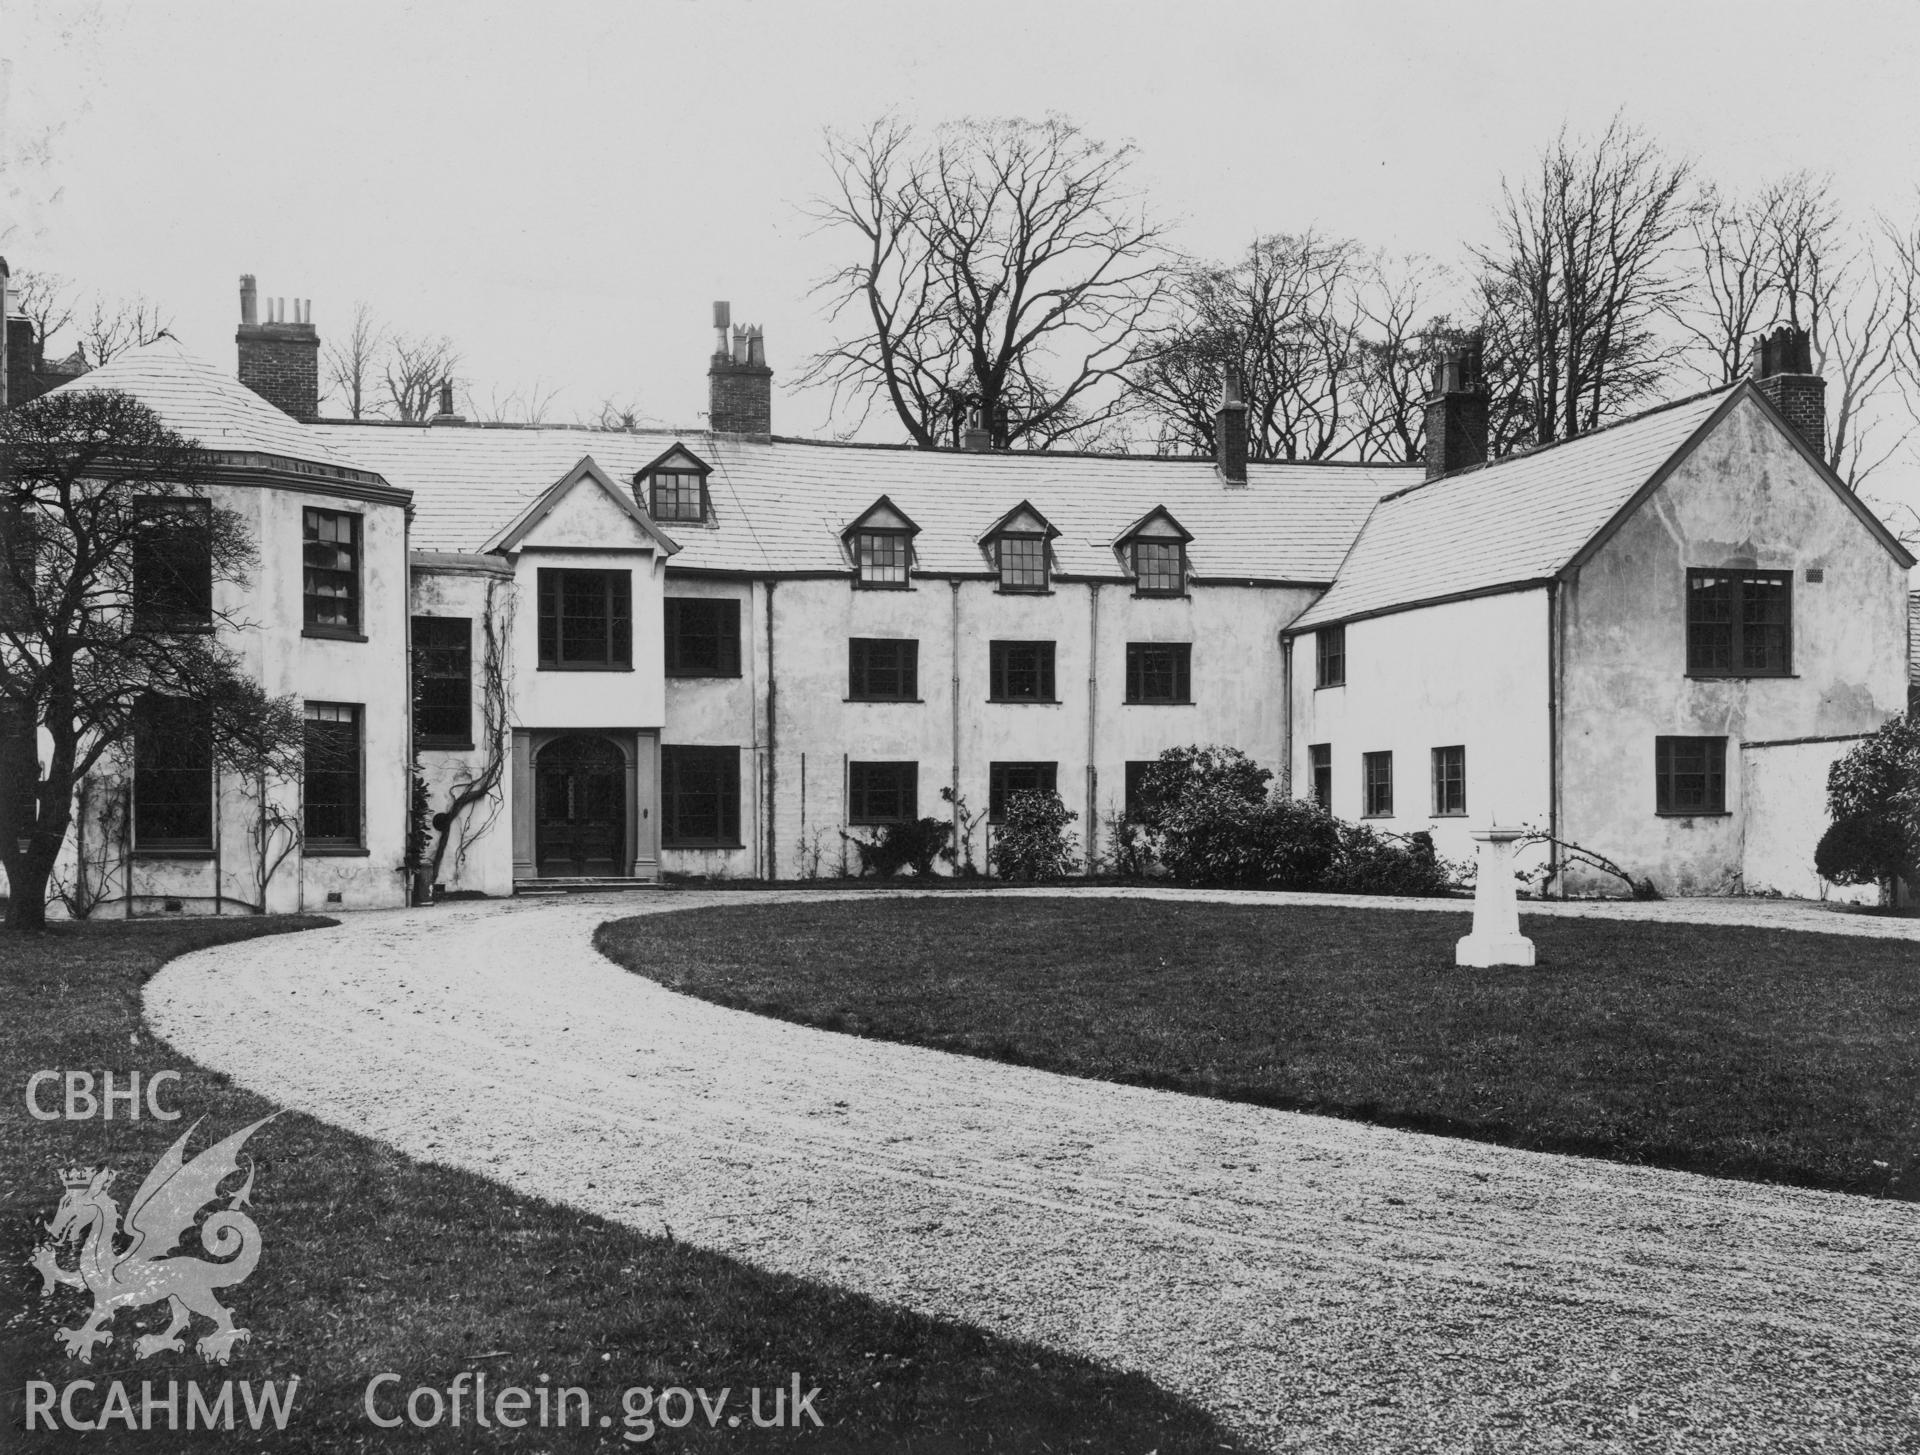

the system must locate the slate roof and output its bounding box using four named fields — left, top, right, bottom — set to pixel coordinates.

left=1909, top=591, right=1920, bottom=681
left=319, top=422, right=1414, bottom=583
left=1290, top=387, right=1739, bottom=632
left=42, top=340, right=384, bottom=479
